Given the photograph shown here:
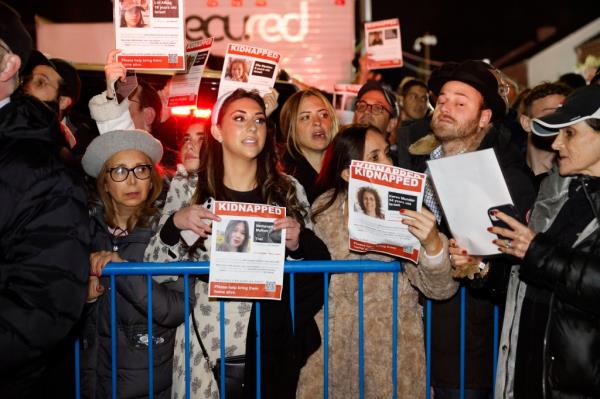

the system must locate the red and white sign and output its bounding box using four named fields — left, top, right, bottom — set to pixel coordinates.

left=217, top=43, right=280, bottom=99
left=37, top=0, right=355, bottom=92
left=364, top=18, right=403, bottom=70
left=168, top=38, right=213, bottom=107
left=209, top=201, right=286, bottom=300
left=348, top=161, right=426, bottom=263
left=114, top=0, right=186, bottom=70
